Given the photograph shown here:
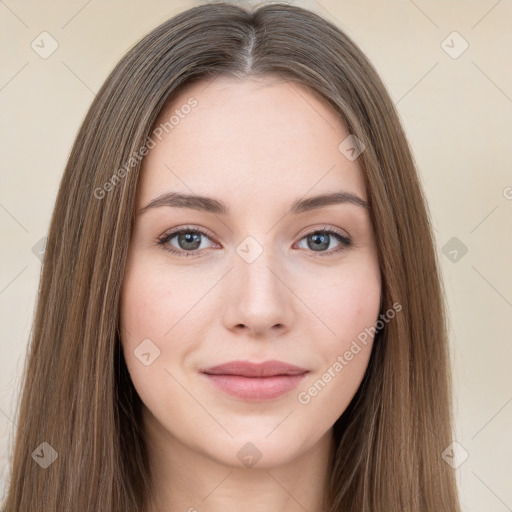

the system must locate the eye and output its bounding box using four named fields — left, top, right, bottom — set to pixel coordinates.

left=295, top=227, right=352, bottom=256
left=157, top=226, right=218, bottom=258
left=156, top=225, right=352, bottom=258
